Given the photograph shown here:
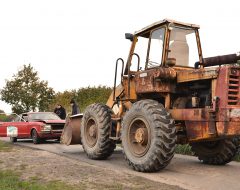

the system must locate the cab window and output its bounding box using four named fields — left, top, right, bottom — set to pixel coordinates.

left=147, top=28, right=165, bottom=68
left=130, top=36, right=149, bottom=71
left=168, top=27, right=199, bottom=67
